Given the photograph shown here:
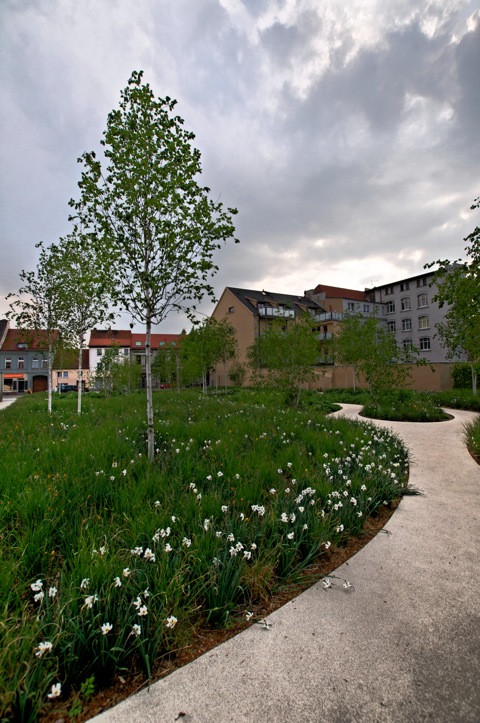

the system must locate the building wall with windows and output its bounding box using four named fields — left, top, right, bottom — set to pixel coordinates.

left=0, top=326, right=51, bottom=393
left=369, top=271, right=456, bottom=363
